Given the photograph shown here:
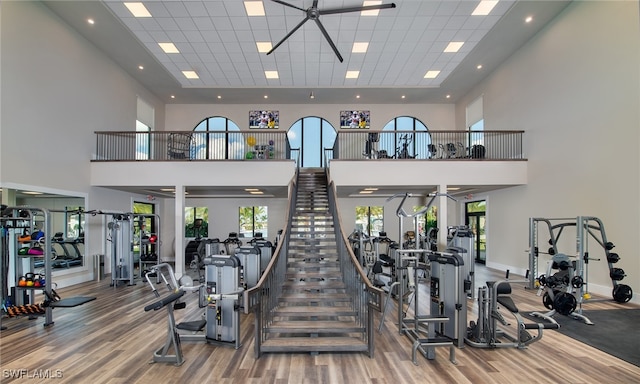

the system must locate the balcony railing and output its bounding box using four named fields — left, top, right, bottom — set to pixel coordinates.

left=333, top=130, right=524, bottom=160
left=93, top=130, right=524, bottom=161
left=94, top=130, right=293, bottom=161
